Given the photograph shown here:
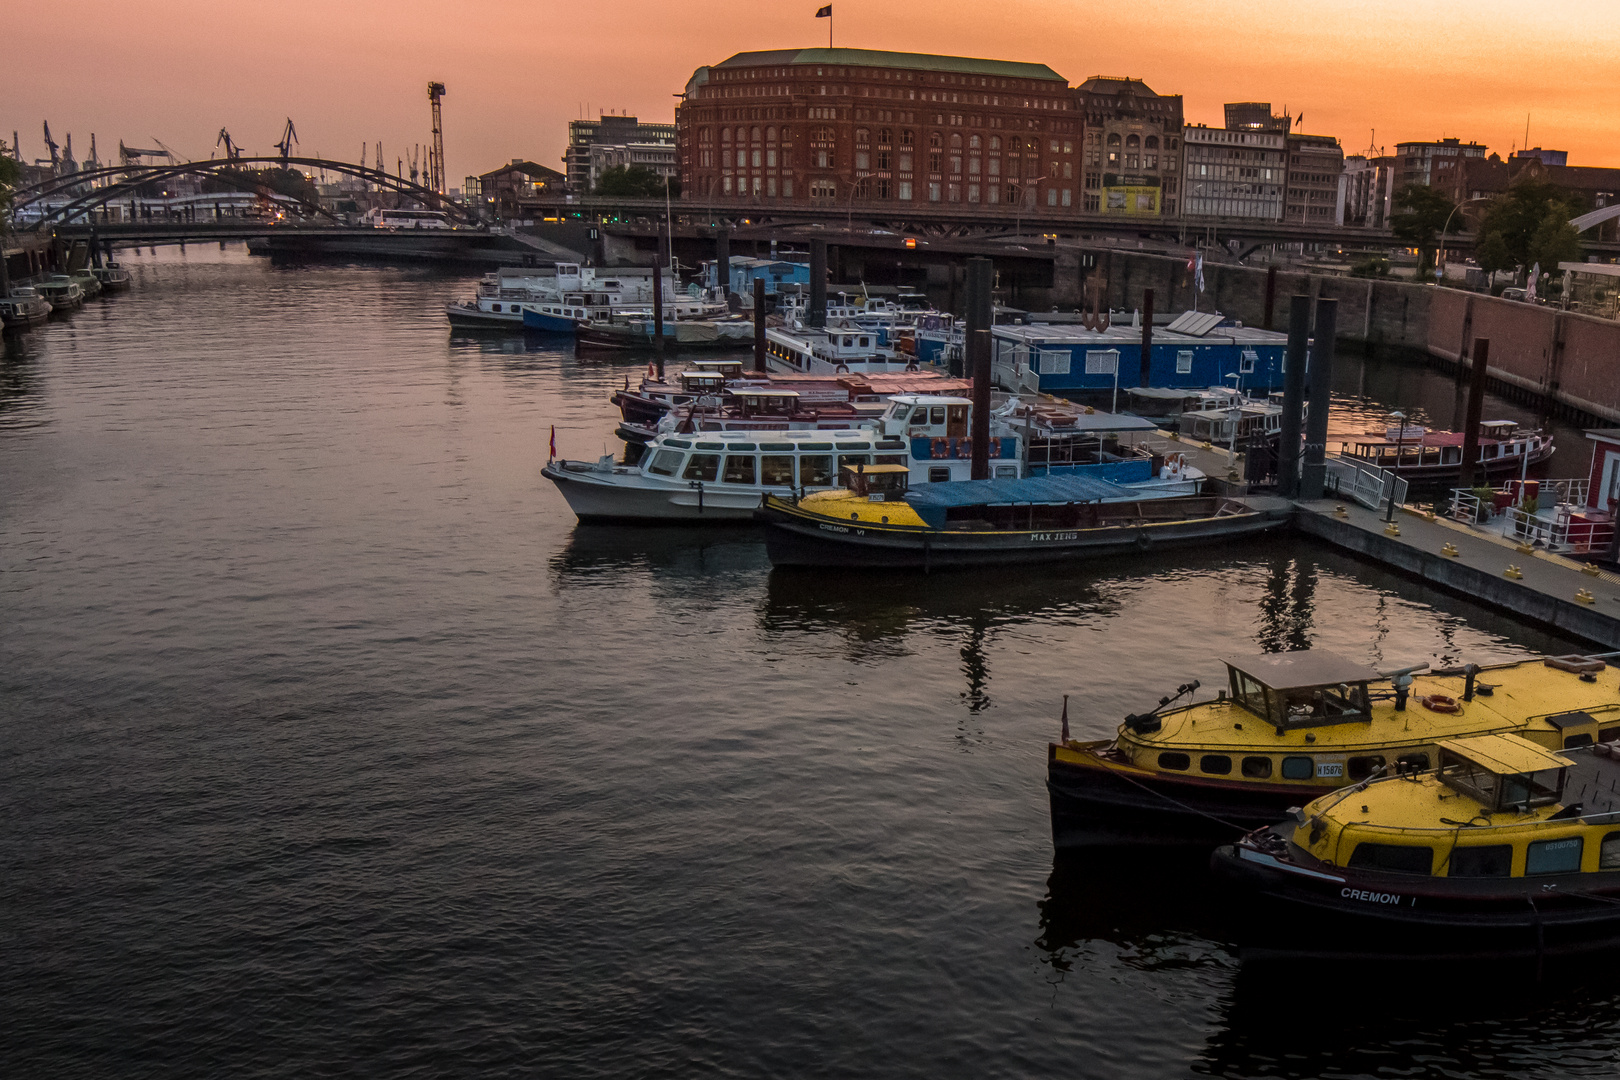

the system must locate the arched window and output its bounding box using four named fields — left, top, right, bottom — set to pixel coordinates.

left=949, top=133, right=962, bottom=148
left=722, top=128, right=733, bottom=143
left=989, top=136, right=1001, bottom=151
left=752, top=126, right=762, bottom=142
left=929, top=131, right=943, bottom=148
left=1126, top=134, right=1140, bottom=148
left=766, top=126, right=777, bottom=142
left=969, top=134, right=981, bottom=150
left=900, top=130, right=914, bottom=146
left=1106, top=133, right=1121, bottom=146
left=1145, top=135, right=1159, bottom=149
left=700, top=127, right=712, bottom=144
